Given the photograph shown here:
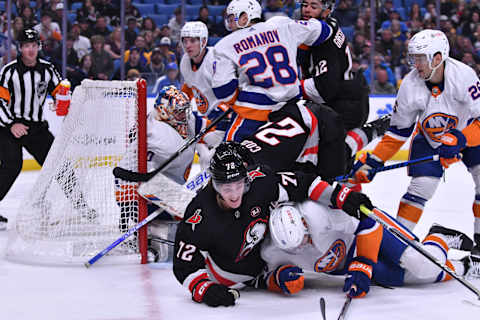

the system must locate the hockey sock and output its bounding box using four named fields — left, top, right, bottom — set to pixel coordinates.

left=396, top=193, right=427, bottom=230
left=473, top=195, right=480, bottom=236
left=421, top=235, right=456, bottom=282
